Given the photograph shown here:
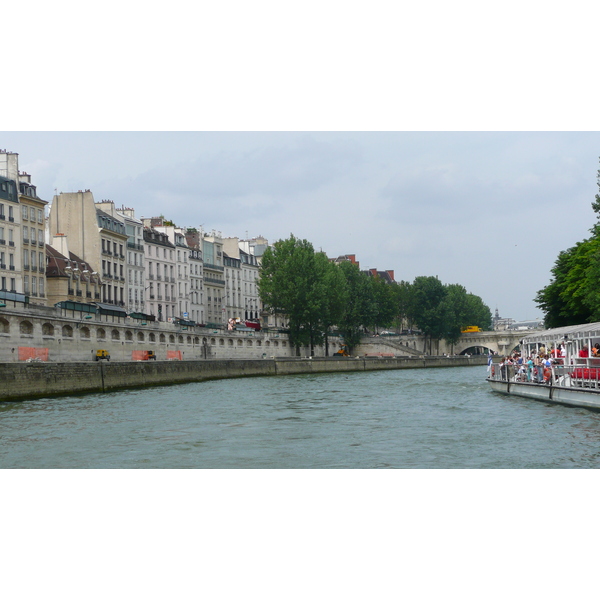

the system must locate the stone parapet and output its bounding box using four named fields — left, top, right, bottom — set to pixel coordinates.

left=0, top=355, right=487, bottom=402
